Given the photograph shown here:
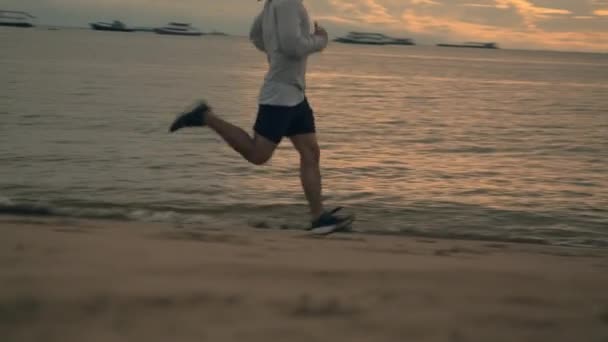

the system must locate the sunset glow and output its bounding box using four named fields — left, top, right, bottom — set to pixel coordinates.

left=314, top=0, right=608, bottom=52
left=2, top=0, right=607, bottom=52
